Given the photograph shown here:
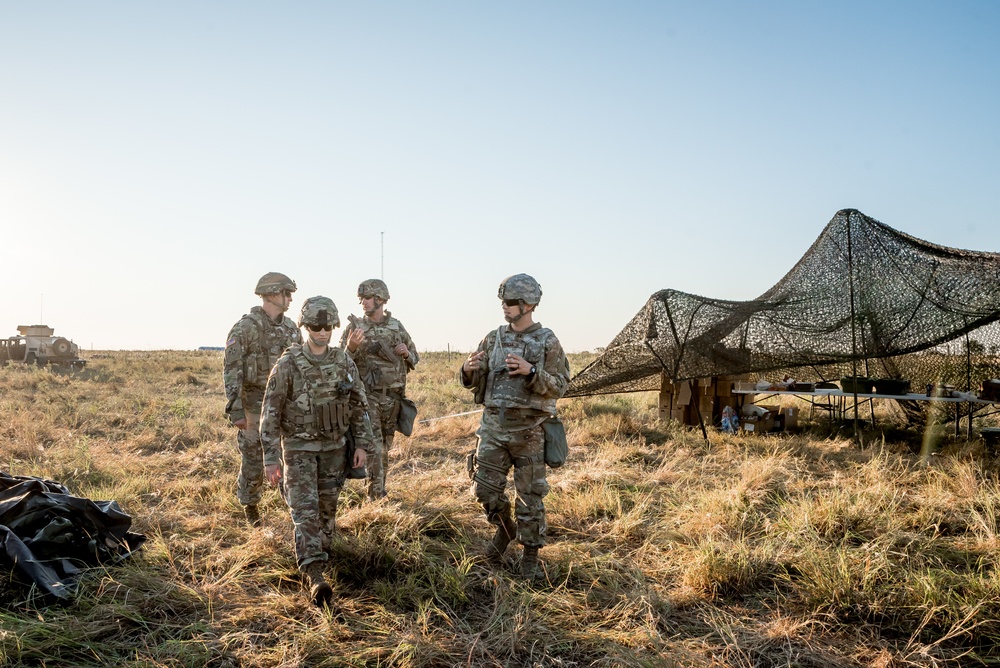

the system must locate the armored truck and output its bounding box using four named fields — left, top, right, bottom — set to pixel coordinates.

left=0, top=325, right=86, bottom=369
